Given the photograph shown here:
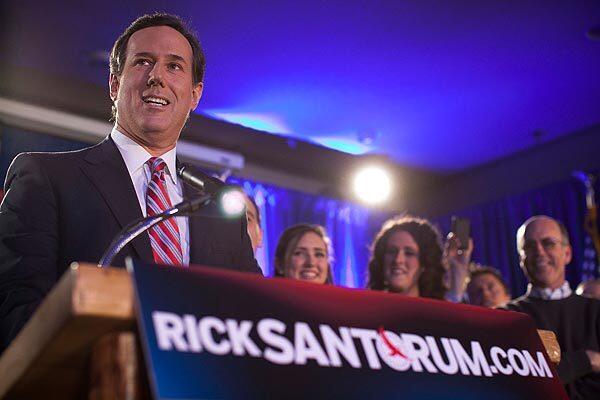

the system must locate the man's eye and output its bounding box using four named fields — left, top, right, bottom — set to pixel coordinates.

left=169, top=63, right=182, bottom=70
left=135, top=59, right=150, bottom=66
left=315, top=252, right=326, bottom=258
left=523, top=242, right=536, bottom=251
